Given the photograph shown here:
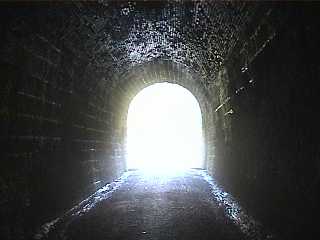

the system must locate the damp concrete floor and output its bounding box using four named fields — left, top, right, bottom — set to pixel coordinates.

left=40, top=170, right=276, bottom=240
